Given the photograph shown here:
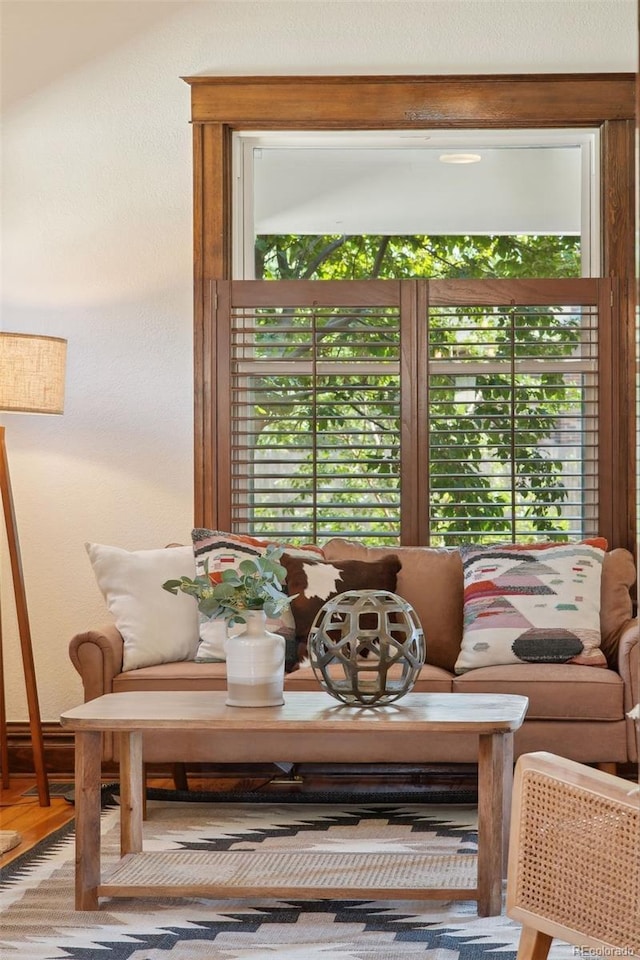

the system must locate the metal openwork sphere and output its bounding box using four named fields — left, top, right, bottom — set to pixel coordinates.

left=308, top=589, right=426, bottom=706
